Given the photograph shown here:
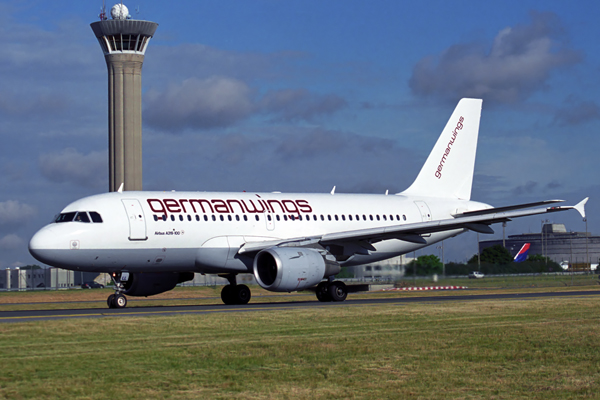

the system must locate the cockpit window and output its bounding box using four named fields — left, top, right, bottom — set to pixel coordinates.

left=89, top=212, right=103, bottom=223
left=55, top=211, right=103, bottom=223
left=75, top=212, right=90, bottom=223
left=55, top=212, right=76, bottom=223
